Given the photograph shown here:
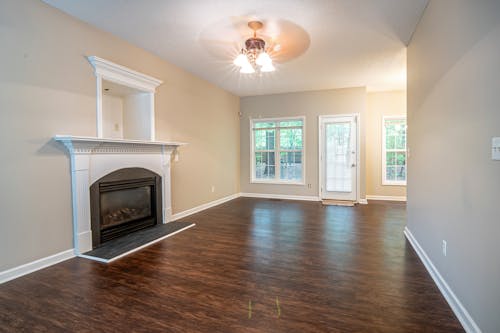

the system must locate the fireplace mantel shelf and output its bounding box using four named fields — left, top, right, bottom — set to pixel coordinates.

left=55, top=135, right=186, bottom=154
